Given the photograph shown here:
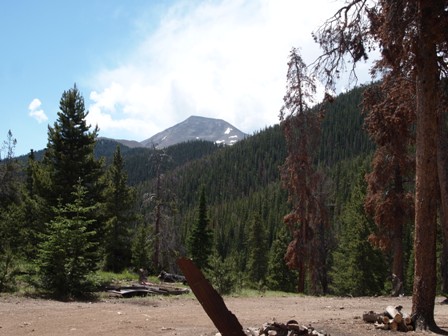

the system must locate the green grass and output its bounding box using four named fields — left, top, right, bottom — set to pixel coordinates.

left=228, top=288, right=303, bottom=298
left=92, top=269, right=162, bottom=288
left=7, top=264, right=303, bottom=300
left=95, top=269, right=137, bottom=283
